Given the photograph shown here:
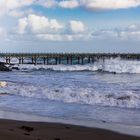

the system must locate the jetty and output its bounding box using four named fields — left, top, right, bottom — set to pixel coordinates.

left=0, top=53, right=140, bottom=65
